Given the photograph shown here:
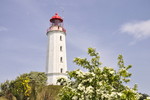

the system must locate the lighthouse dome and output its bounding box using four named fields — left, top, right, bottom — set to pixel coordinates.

left=50, top=13, right=63, bottom=23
